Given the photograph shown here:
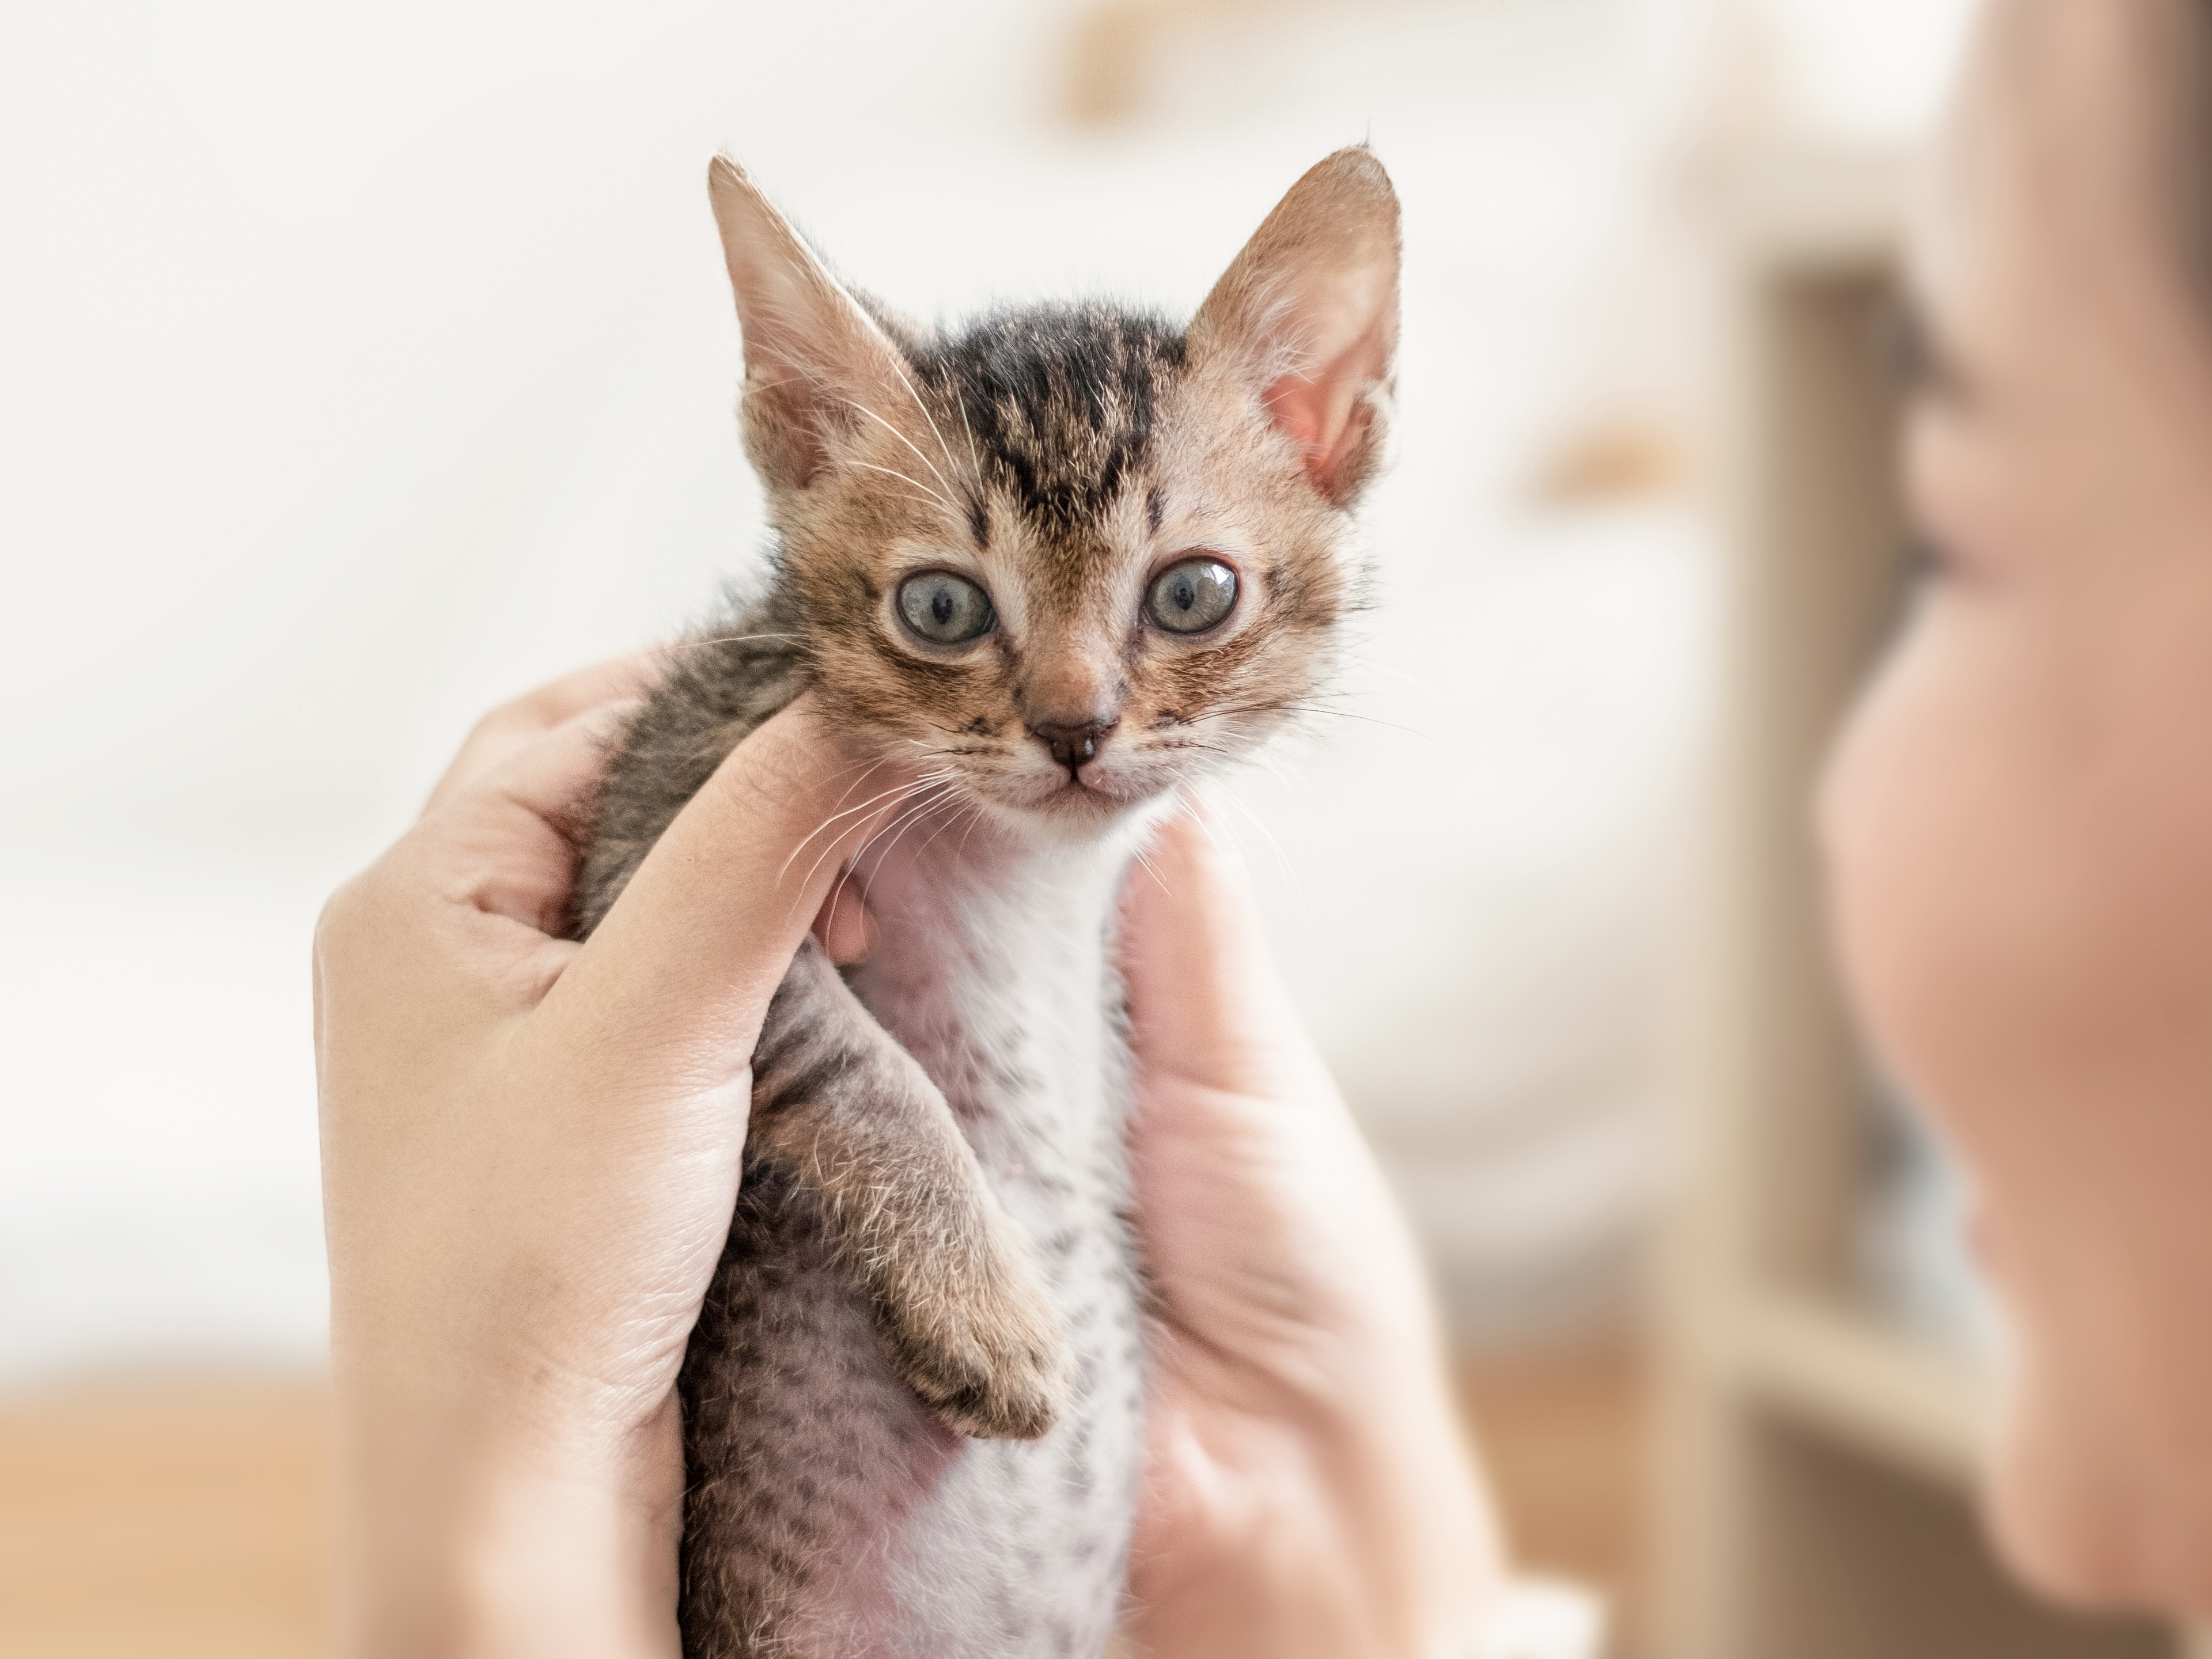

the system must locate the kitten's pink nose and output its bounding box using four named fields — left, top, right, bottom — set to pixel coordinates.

left=1029, top=717, right=1119, bottom=775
